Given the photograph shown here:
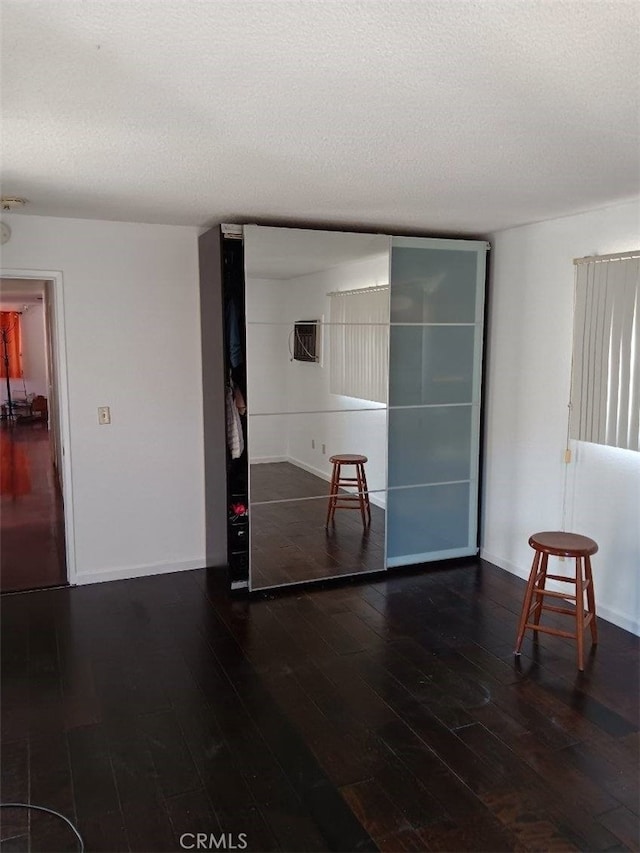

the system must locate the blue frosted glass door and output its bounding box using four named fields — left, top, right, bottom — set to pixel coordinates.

left=386, top=237, right=487, bottom=567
